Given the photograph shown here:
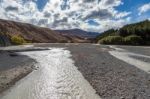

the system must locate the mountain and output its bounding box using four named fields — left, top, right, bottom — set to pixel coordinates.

left=0, top=19, right=90, bottom=46
left=96, top=20, right=150, bottom=45
left=55, top=29, right=99, bottom=39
